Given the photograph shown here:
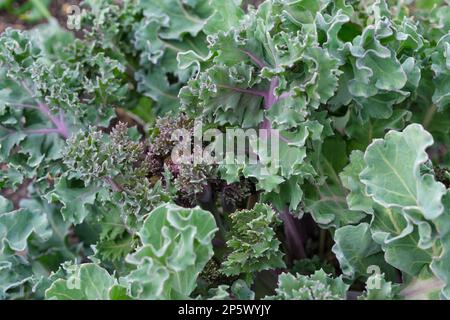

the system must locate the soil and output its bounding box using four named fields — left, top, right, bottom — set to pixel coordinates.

left=0, top=0, right=82, bottom=33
